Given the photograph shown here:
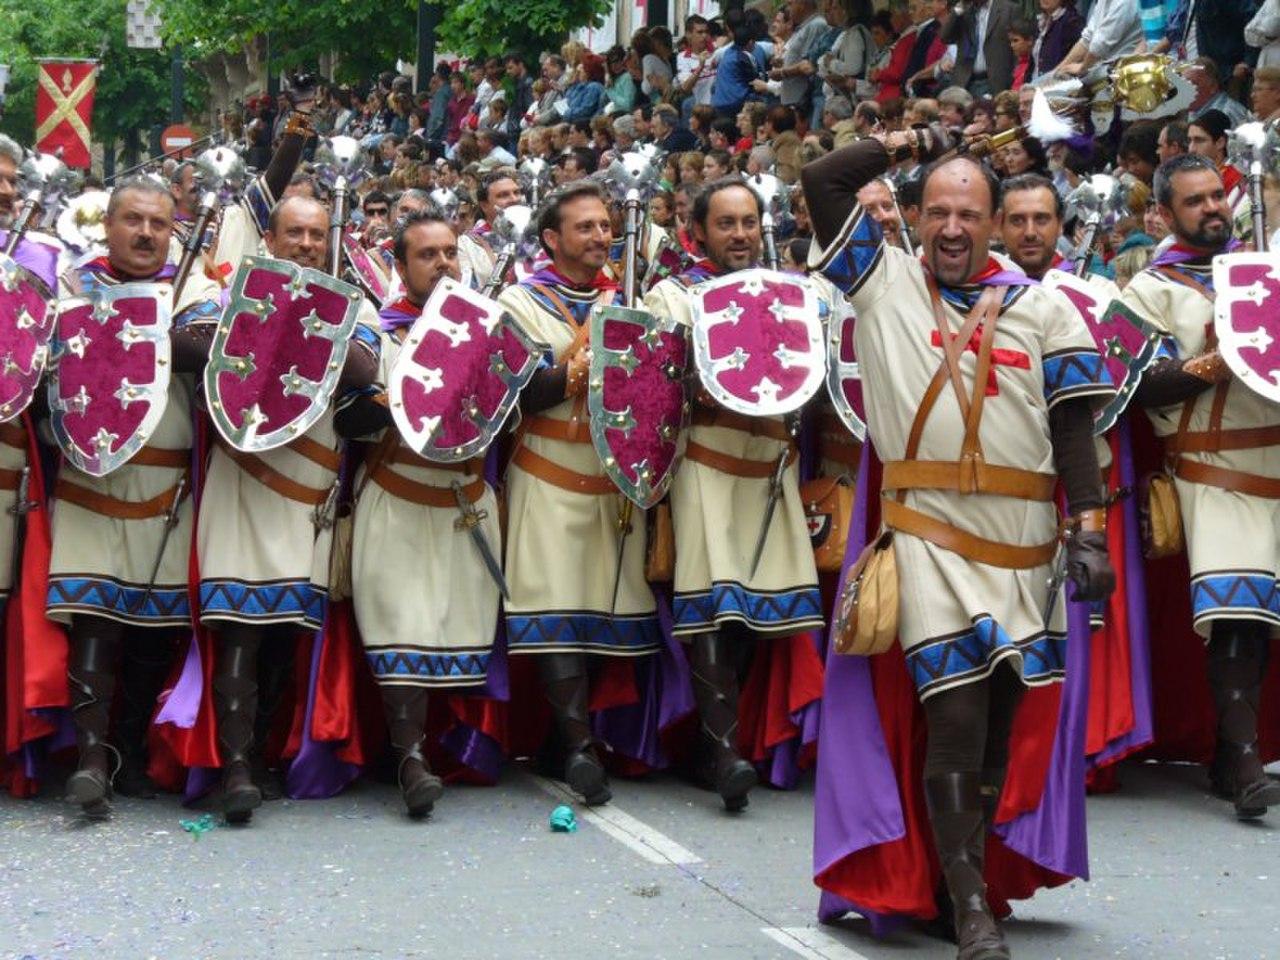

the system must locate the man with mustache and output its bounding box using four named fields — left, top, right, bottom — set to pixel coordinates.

left=1121, top=153, right=1280, bottom=822
left=499, top=181, right=661, bottom=807
left=464, top=169, right=524, bottom=290
left=801, top=131, right=1115, bottom=957
left=645, top=179, right=826, bottom=812
left=334, top=210, right=501, bottom=819
left=50, top=177, right=223, bottom=817
left=194, top=194, right=380, bottom=825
